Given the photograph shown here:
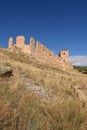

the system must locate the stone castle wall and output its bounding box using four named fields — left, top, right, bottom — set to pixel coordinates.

left=8, top=36, right=71, bottom=67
